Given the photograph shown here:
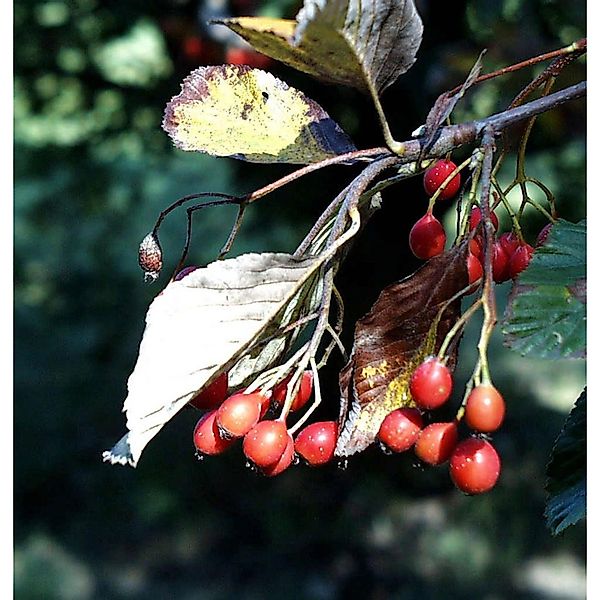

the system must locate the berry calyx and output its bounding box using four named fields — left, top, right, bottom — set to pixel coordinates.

left=216, top=392, right=263, bottom=438
left=492, top=241, right=510, bottom=283
left=449, top=437, right=501, bottom=494
left=467, top=253, right=483, bottom=289
left=464, top=384, right=506, bottom=433
left=469, top=206, right=499, bottom=232
left=409, top=357, right=453, bottom=410
left=193, top=410, right=235, bottom=456
left=423, top=159, right=461, bottom=200
left=508, top=243, right=534, bottom=278
left=272, top=371, right=314, bottom=412
left=261, top=434, right=295, bottom=477
left=378, top=408, right=423, bottom=453
left=189, top=372, right=229, bottom=410
left=409, top=213, right=446, bottom=260
left=294, top=421, right=338, bottom=466
left=243, top=420, right=290, bottom=468
left=414, top=421, right=458, bottom=465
